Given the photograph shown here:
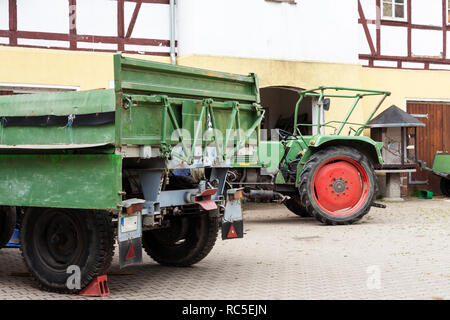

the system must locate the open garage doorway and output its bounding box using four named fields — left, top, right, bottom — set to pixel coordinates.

left=260, top=86, right=318, bottom=139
